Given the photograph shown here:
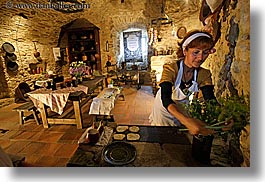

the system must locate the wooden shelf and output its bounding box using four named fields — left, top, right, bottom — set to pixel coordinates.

left=67, top=28, right=101, bottom=70
left=68, top=39, right=95, bottom=43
